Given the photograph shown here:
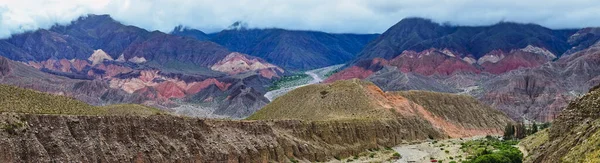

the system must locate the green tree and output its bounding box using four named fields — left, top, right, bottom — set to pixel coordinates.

left=503, top=123, right=514, bottom=140
left=515, top=123, right=526, bottom=139
left=530, top=122, right=539, bottom=135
